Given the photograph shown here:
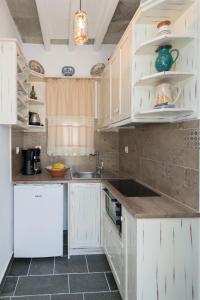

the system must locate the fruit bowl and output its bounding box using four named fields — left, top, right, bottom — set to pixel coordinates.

left=45, top=166, right=69, bottom=177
